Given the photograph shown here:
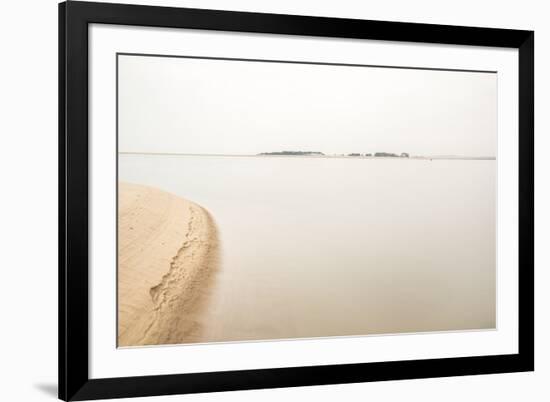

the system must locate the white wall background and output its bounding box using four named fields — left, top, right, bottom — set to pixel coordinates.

left=0, top=0, right=545, bottom=401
